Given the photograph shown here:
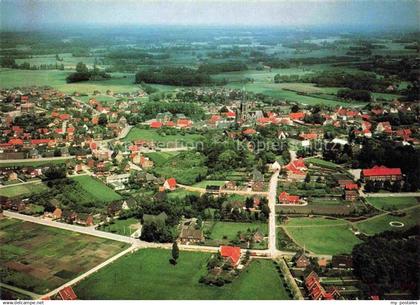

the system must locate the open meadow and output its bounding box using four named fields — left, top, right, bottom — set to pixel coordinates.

left=0, top=182, right=48, bottom=198
left=70, top=176, right=122, bottom=202
left=0, top=218, right=127, bottom=295
left=74, top=248, right=290, bottom=300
